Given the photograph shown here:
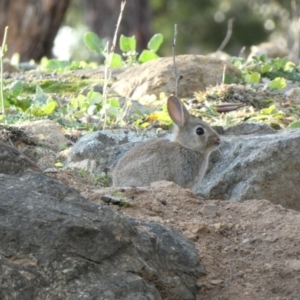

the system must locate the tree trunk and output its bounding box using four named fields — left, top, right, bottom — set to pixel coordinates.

left=0, top=0, right=70, bottom=61
left=83, top=0, right=152, bottom=53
